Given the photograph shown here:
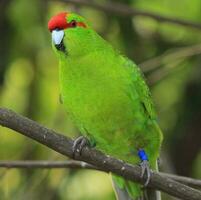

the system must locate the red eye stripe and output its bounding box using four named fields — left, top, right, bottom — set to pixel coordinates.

left=68, top=21, right=87, bottom=28
left=76, top=22, right=87, bottom=28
